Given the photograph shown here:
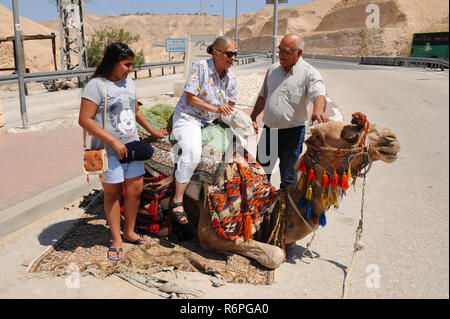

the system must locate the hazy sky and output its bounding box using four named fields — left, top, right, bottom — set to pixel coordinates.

left=0, top=0, right=313, bottom=22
